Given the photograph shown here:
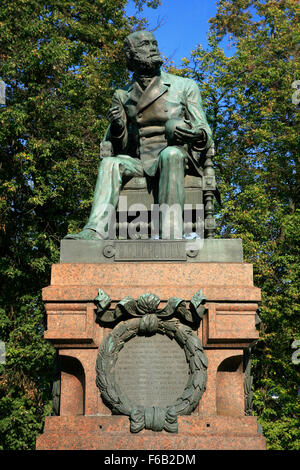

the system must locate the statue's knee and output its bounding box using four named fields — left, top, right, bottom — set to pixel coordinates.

left=99, top=156, right=123, bottom=171
left=160, top=146, right=185, bottom=162
left=100, top=156, right=114, bottom=166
